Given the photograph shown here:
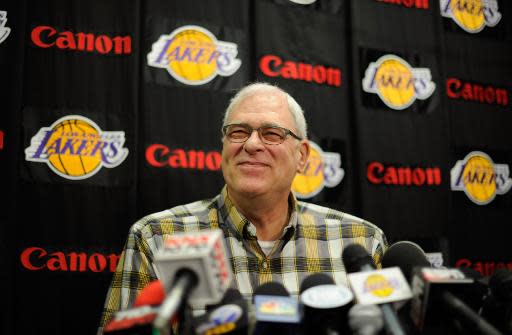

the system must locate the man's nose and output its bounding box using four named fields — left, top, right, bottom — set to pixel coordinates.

left=243, top=130, right=265, bottom=152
